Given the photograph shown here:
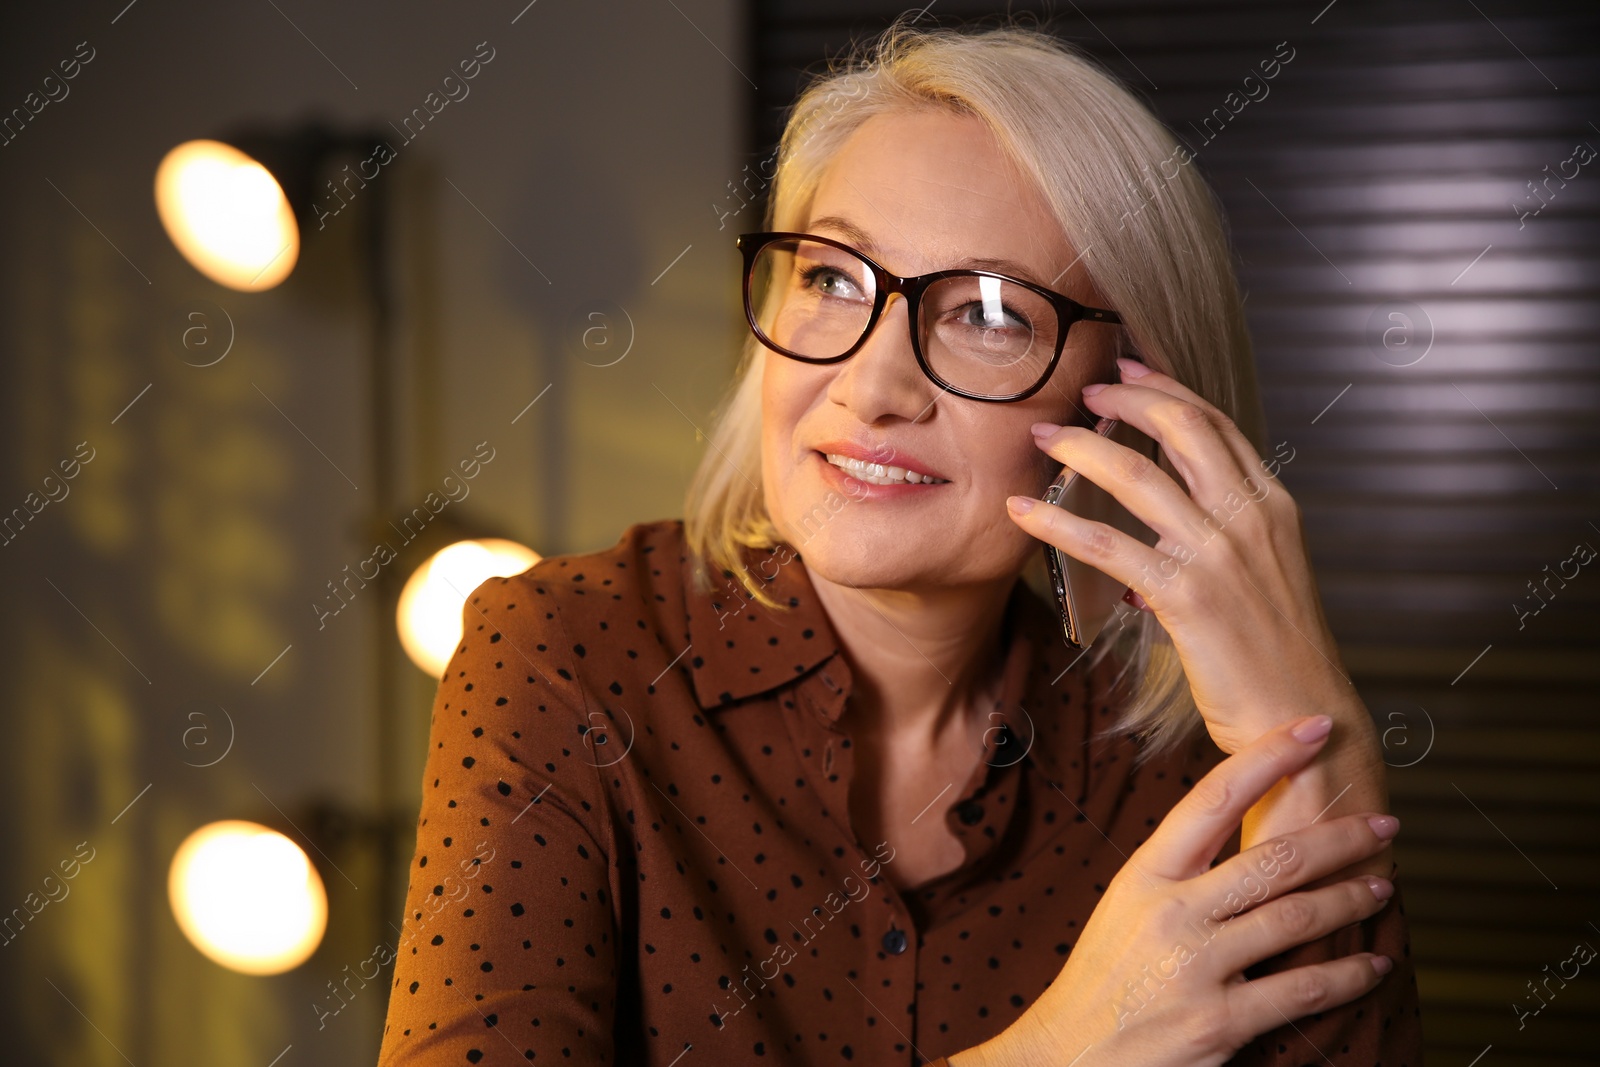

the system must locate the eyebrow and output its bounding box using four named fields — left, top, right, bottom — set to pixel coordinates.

left=807, top=214, right=1052, bottom=287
